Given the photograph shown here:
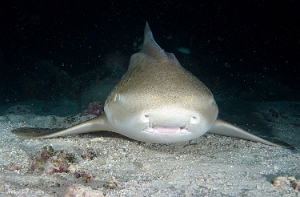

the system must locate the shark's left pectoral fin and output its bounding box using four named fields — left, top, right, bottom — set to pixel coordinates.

left=208, top=119, right=288, bottom=147
left=11, top=114, right=112, bottom=138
